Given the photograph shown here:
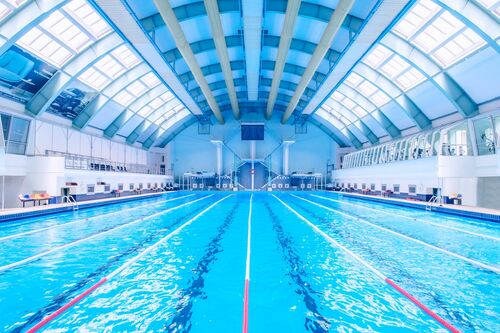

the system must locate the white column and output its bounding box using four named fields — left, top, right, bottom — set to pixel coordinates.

left=282, top=141, right=294, bottom=175
left=250, top=141, right=256, bottom=191
left=210, top=140, right=223, bottom=175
